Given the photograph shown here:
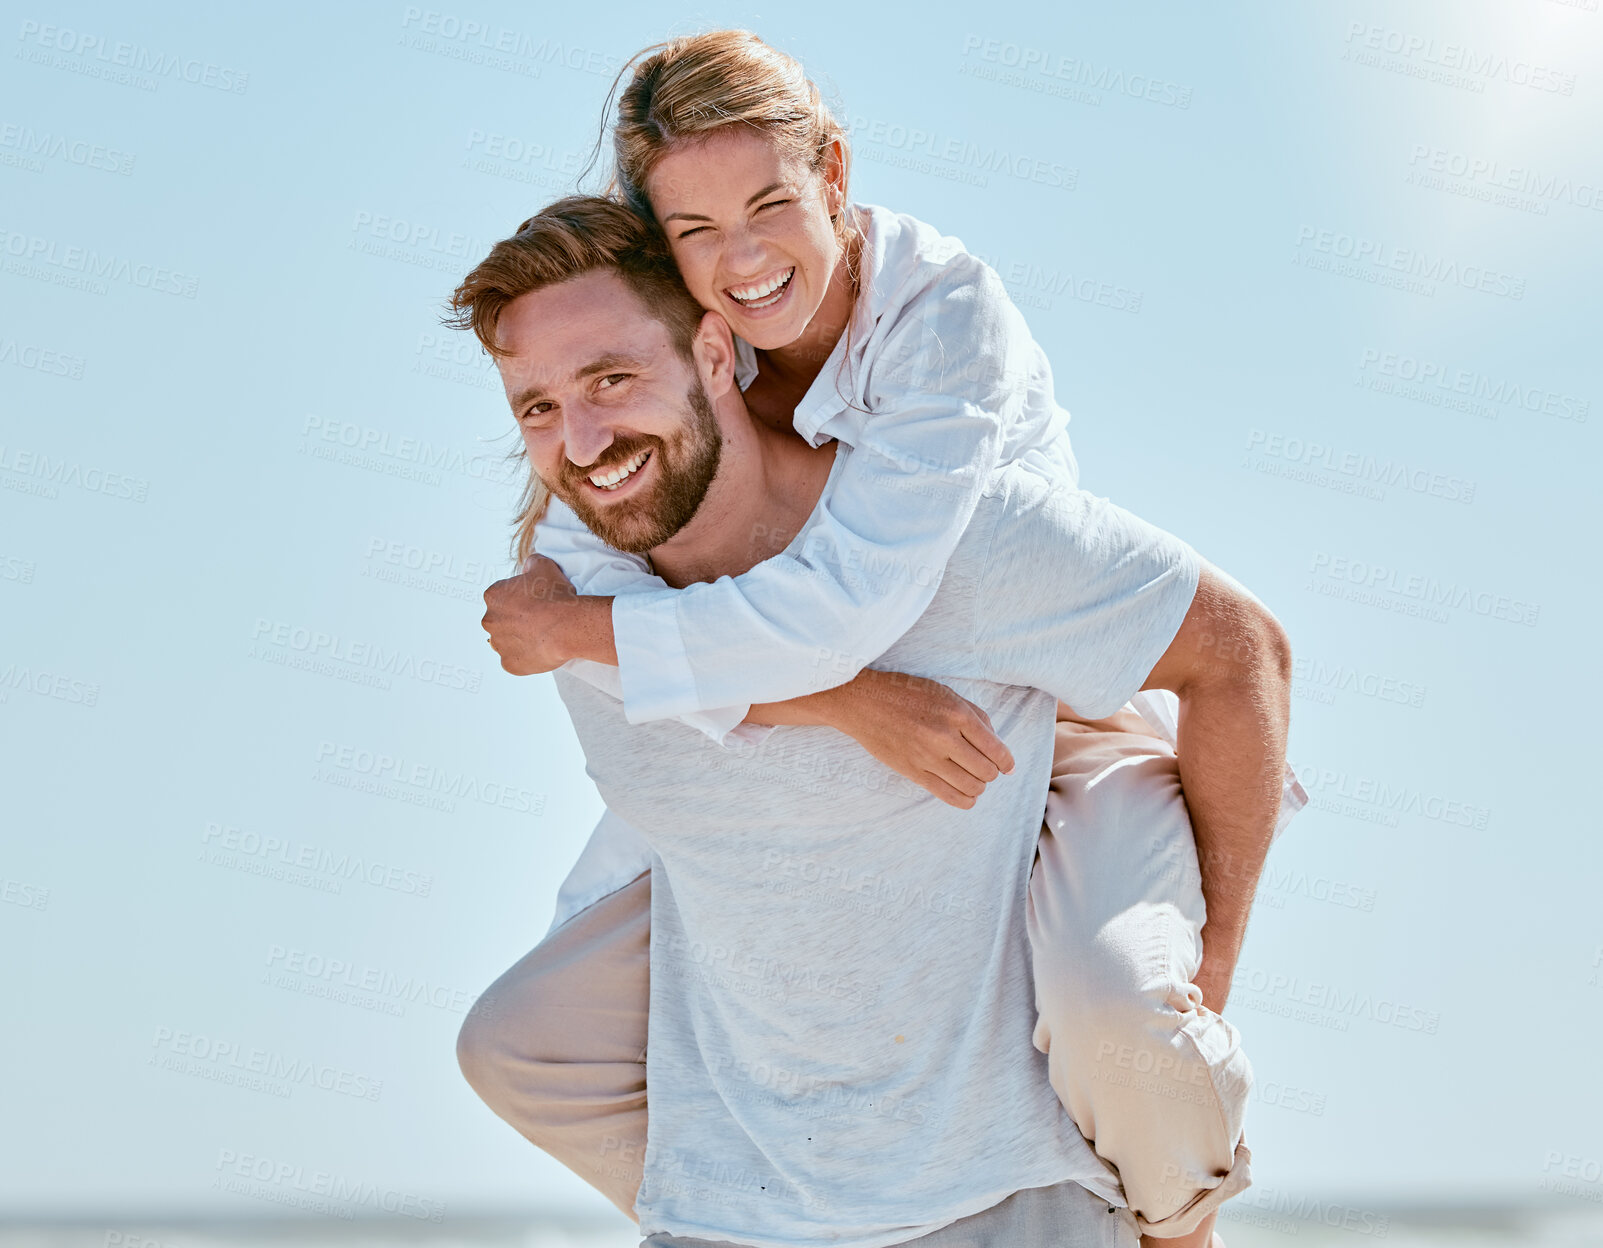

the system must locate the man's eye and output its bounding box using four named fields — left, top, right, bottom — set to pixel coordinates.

left=523, top=403, right=555, bottom=423
left=597, top=373, right=630, bottom=390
